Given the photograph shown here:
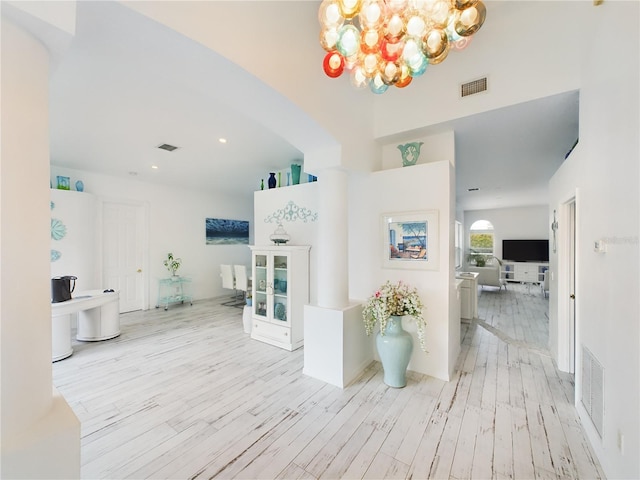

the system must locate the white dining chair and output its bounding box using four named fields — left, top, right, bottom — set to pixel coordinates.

left=233, top=265, right=250, bottom=307
left=220, top=264, right=241, bottom=306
